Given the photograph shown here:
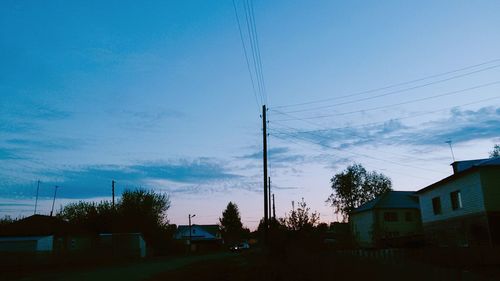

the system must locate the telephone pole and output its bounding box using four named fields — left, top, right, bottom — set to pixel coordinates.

left=112, top=180, right=116, bottom=208
left=34, top=180, right=40, bottom=215
left=50, top=185, right=58, bottom=217
left=262, top=105, right=269, bottom=237
left=272, top=194, right=276, bottom=220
